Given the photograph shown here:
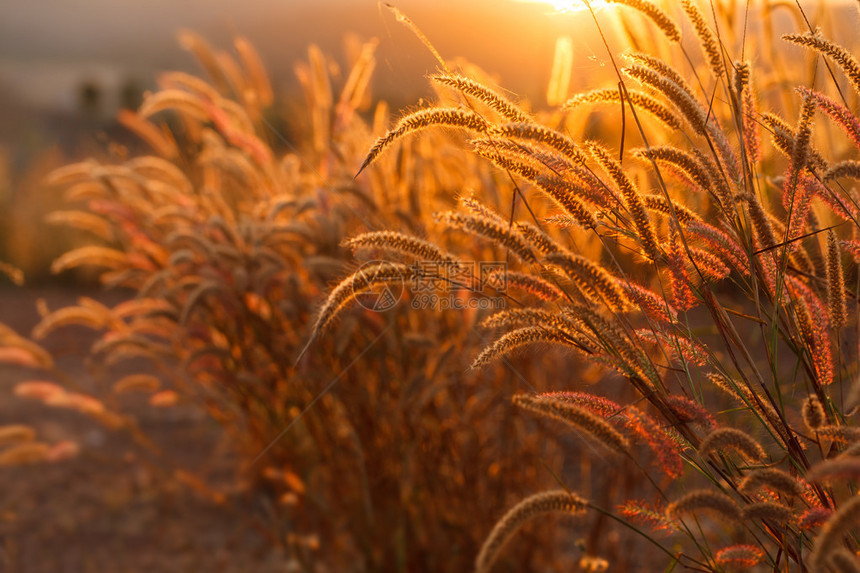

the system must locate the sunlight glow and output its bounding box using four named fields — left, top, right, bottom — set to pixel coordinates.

left=546, top=36, right=573, bottom=106
left=515, top=0, right=610, bottom=14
